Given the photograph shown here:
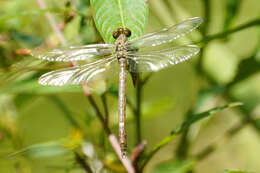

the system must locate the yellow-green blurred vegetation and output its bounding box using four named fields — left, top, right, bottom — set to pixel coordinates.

left=0, top=0, right=260, bottom=173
